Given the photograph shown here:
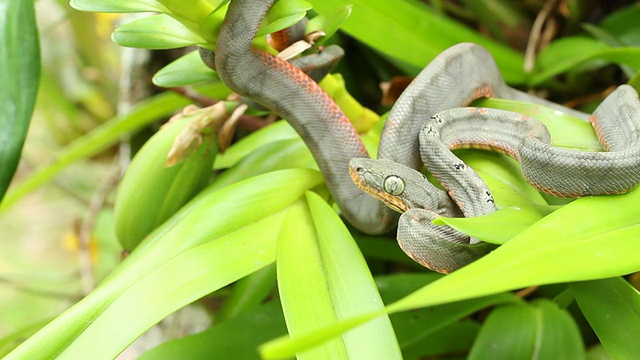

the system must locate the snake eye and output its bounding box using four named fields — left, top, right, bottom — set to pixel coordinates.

left=383, top=175, right=405, bottom=196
